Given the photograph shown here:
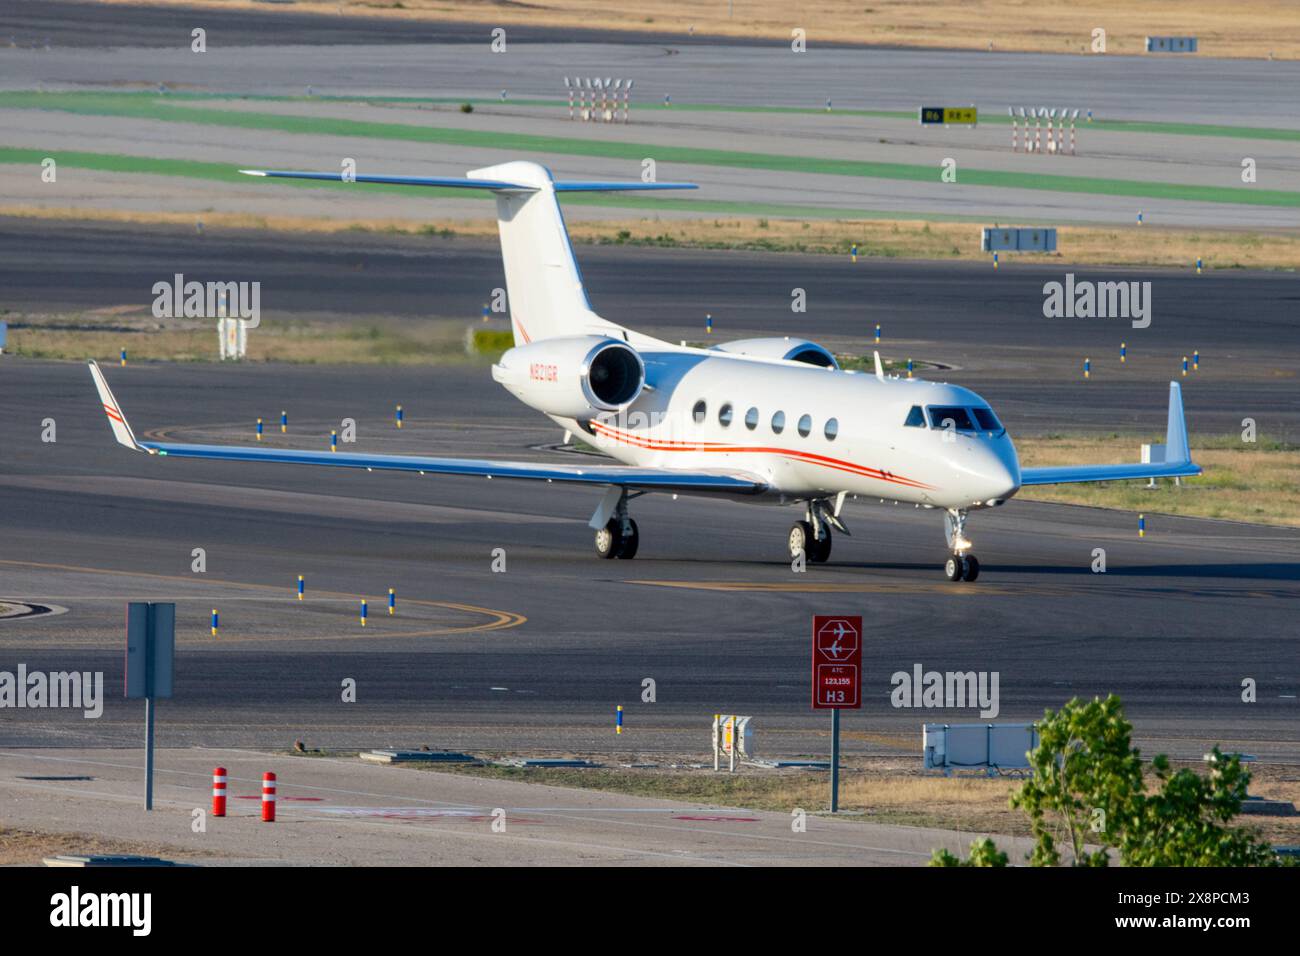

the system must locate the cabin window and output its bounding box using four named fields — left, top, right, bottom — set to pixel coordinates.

left=904, top=405, right=926, bottom=428
left=771, top=410, right=786, bottom=434
left=692, top=400, right=707, bottom=424
left=718, top=403, right=733, bottom=427
left=797, top=414, right=812, bottom=437
left=824, top=418, right=839, bottom=441
left=973, top=407, right=1003, bottom=432
left=744, top=407, right=759, bottom=430
left=928, top=405, right=976, bottom=432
